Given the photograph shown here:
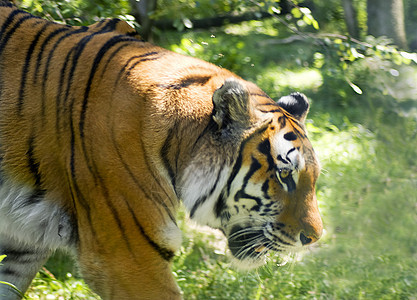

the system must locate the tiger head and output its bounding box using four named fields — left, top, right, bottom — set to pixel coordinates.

left=179, top=78, right=322, bottom=268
